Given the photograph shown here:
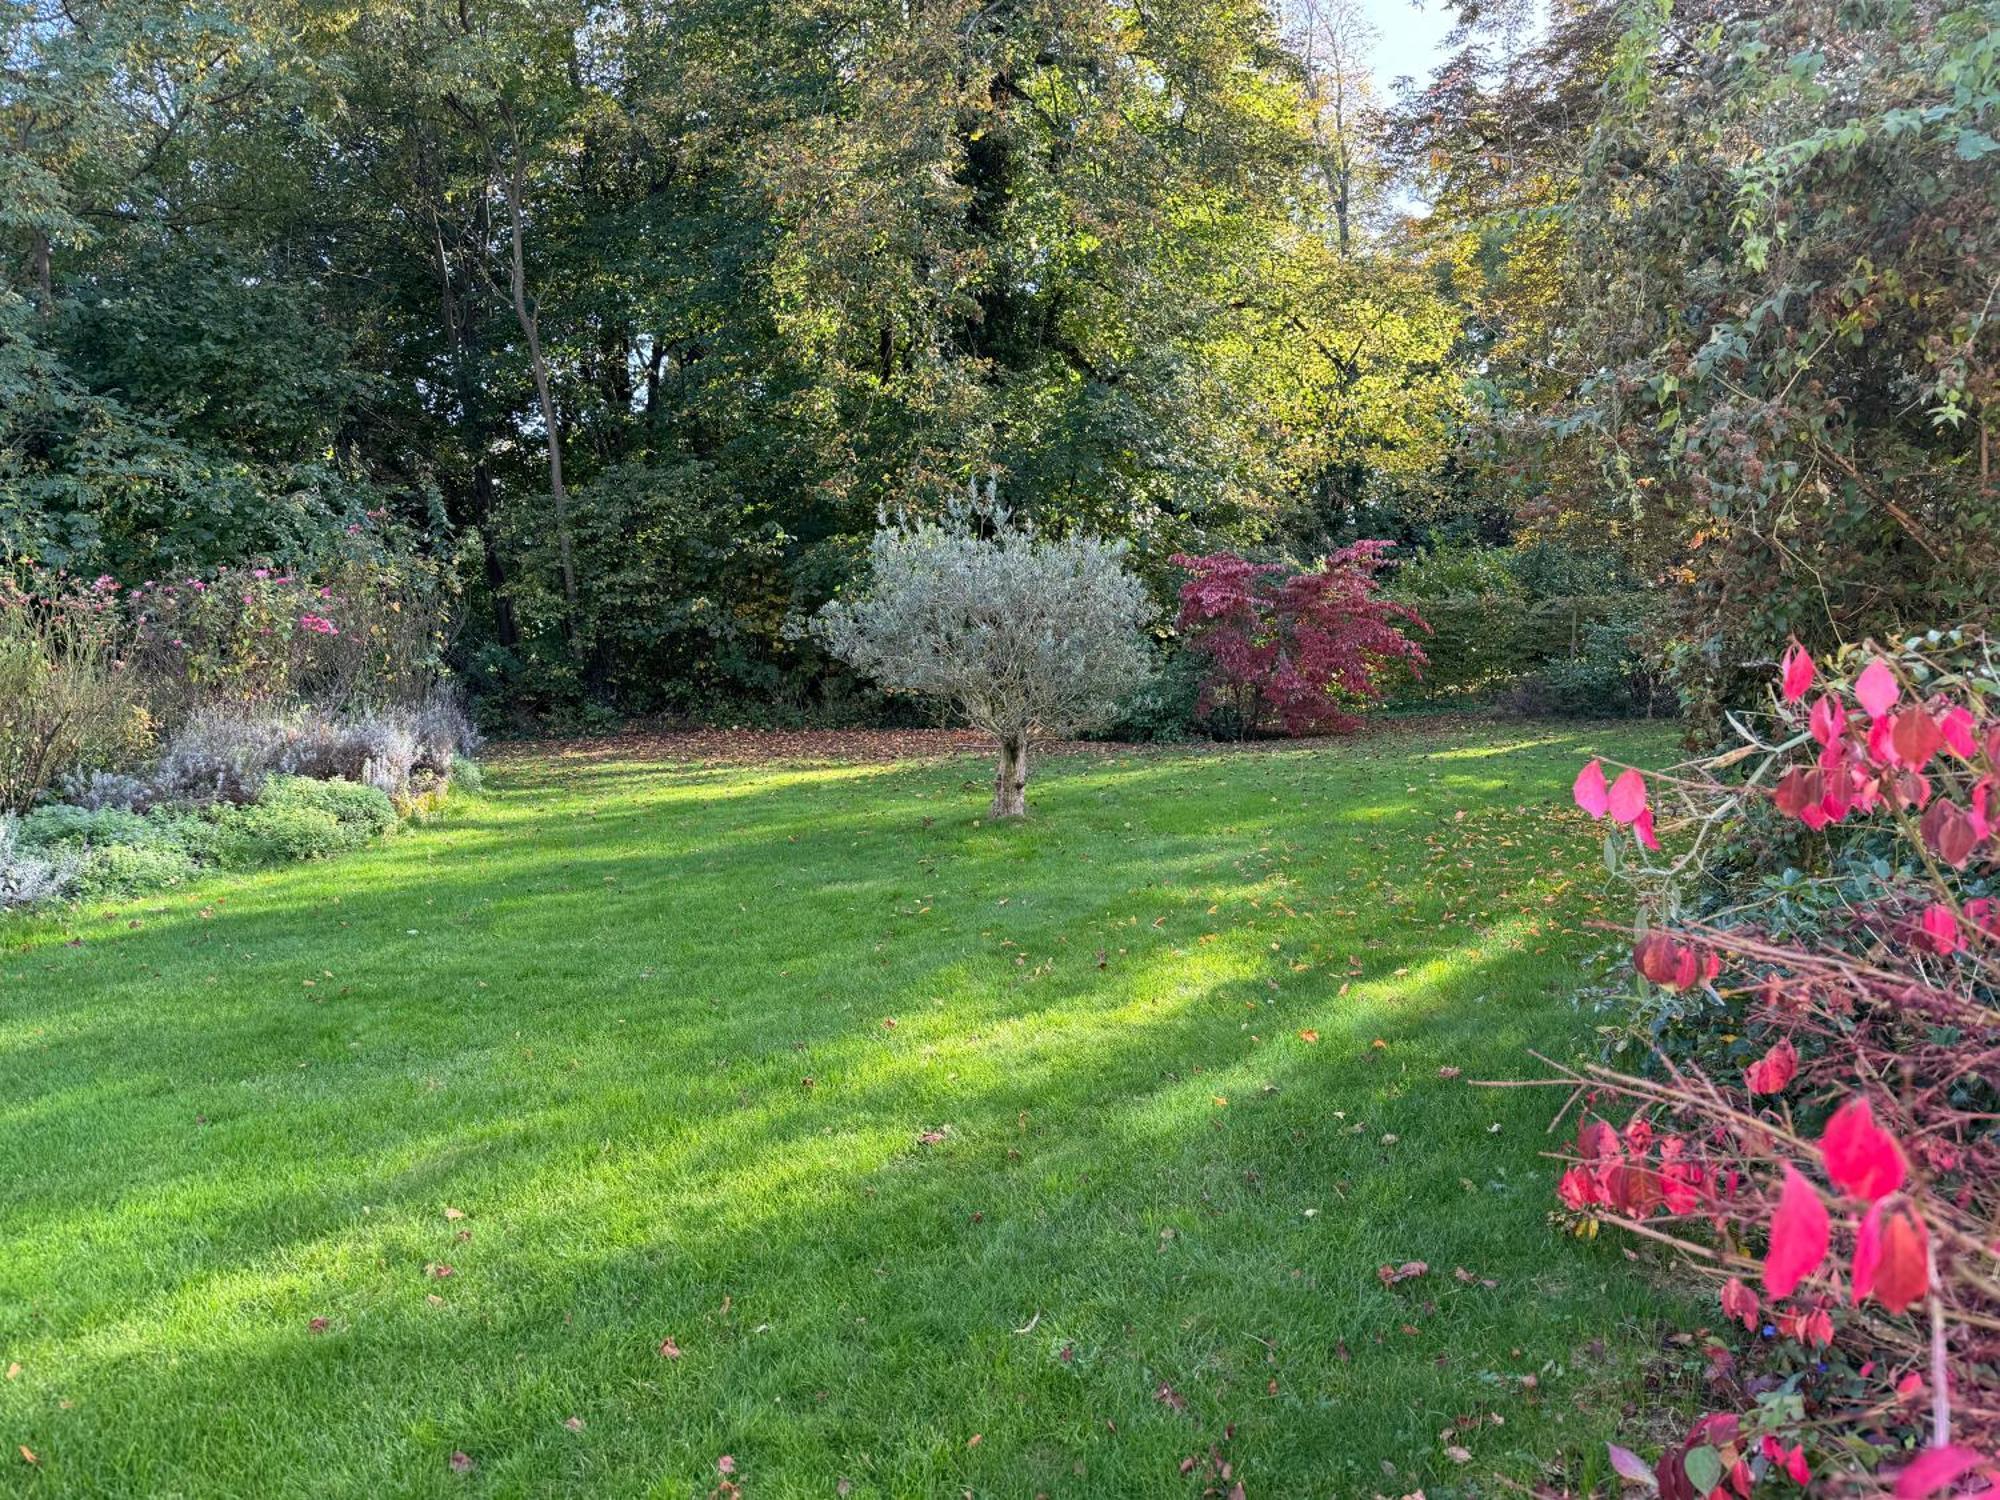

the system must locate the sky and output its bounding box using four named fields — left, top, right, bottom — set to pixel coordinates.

left=1357, top=0, right=1459, bottom=92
